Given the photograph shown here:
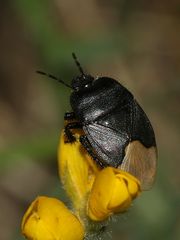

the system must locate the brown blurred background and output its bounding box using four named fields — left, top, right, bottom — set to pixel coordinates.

left=0, top=0, right=180, bottom=239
